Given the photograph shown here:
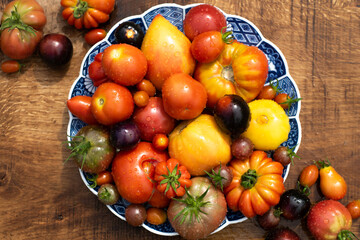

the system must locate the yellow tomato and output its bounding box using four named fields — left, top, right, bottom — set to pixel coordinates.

left=168, top=114, right=232, bottom=176
left=242, top=100, right=290, bottom=150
